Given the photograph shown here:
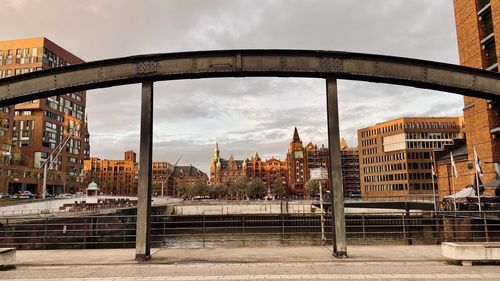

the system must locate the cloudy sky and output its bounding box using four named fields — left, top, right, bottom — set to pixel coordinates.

left=1, top=0, right=463, bottom=173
